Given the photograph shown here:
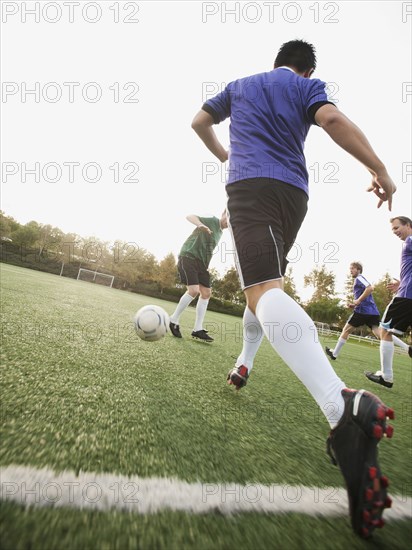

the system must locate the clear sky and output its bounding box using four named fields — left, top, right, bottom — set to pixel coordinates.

left=1, top=1, right=411, bottom=301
